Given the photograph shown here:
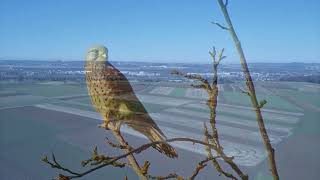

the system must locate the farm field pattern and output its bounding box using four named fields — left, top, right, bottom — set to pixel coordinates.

left=1, top=81, right=319, bottom=179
